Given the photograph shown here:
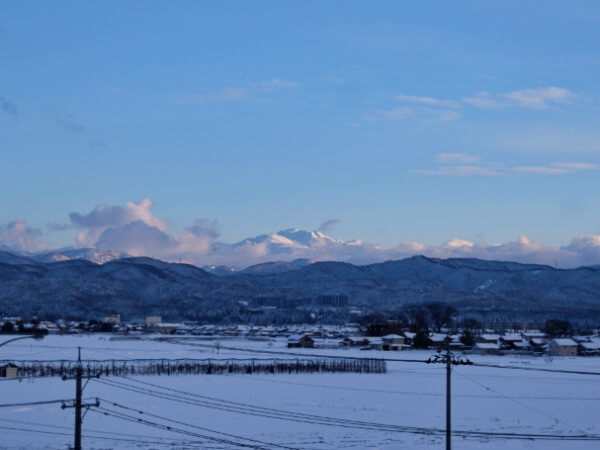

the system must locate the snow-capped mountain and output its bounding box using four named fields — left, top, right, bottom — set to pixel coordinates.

left=233, top=229, right=342, bottom=253
left=32, top=248, right=130, bottom=264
